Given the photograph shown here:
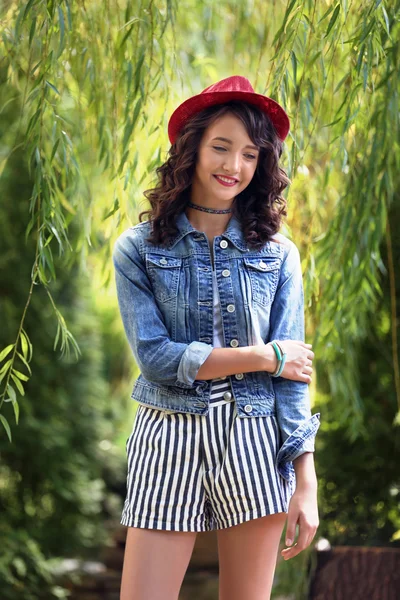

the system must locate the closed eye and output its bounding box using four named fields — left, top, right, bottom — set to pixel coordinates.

left=212, top=146, right=257, bottom=160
